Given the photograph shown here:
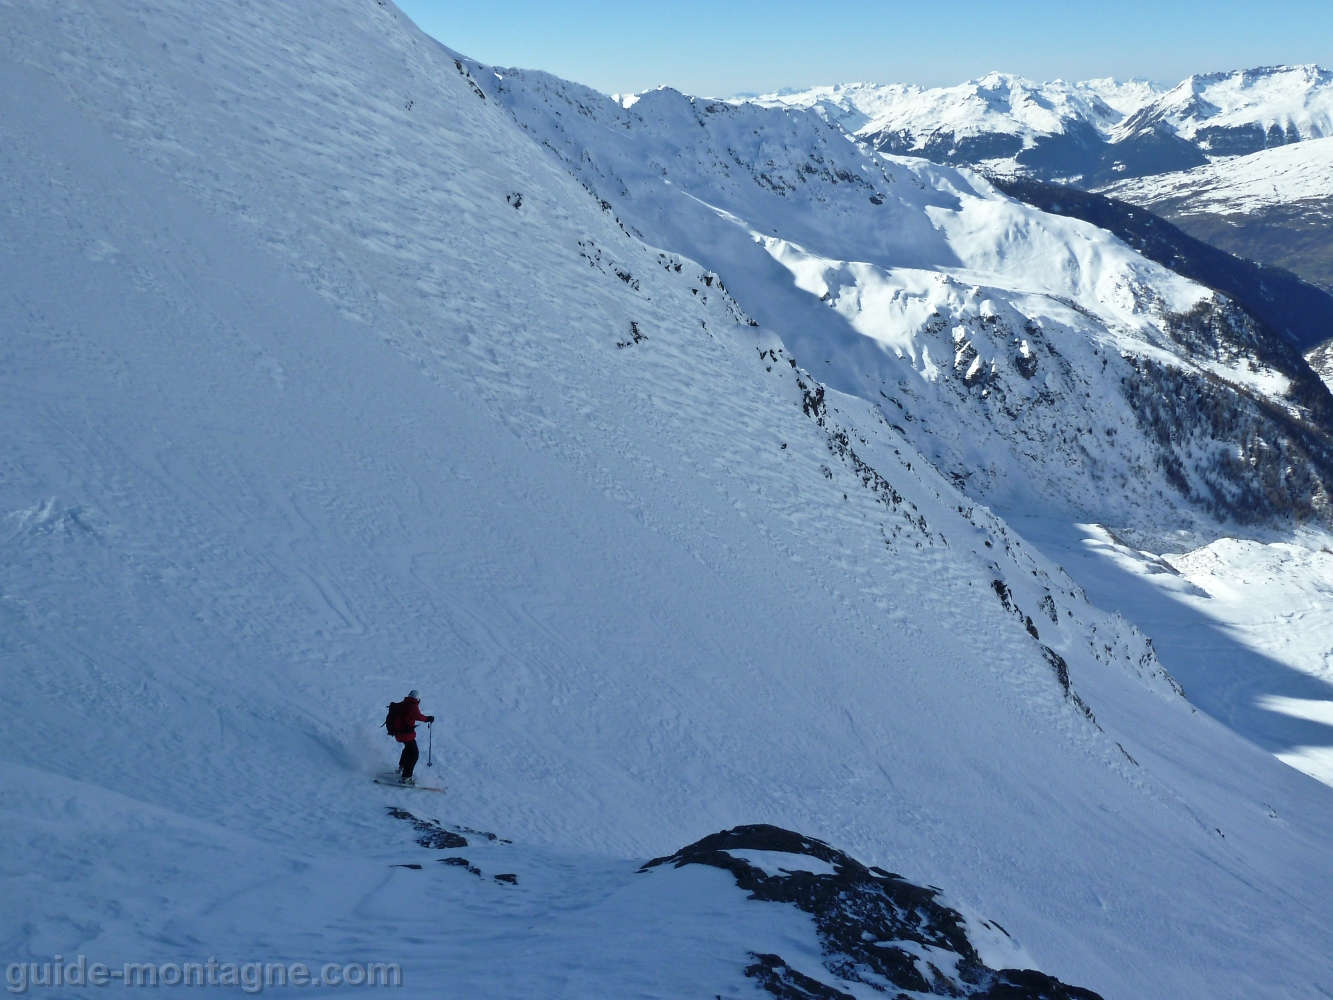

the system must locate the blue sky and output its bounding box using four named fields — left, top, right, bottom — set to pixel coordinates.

left=396, top=0, right=1331, bottom=97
